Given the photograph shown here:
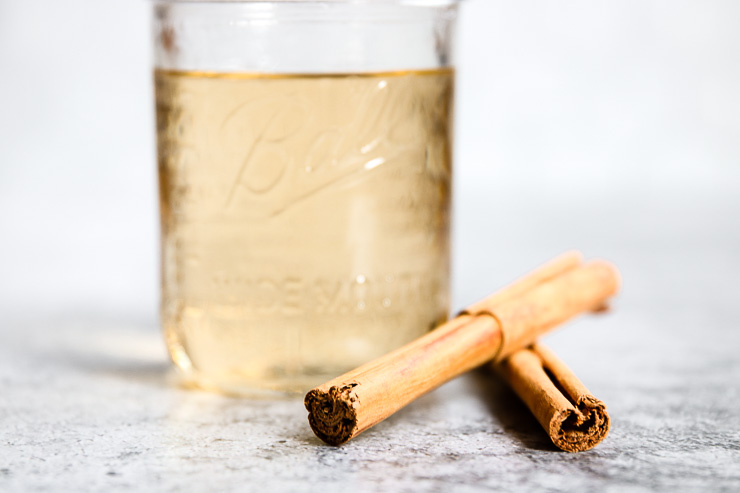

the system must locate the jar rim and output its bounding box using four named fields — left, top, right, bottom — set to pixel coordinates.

left=152, top=0, right=461, bottom=5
